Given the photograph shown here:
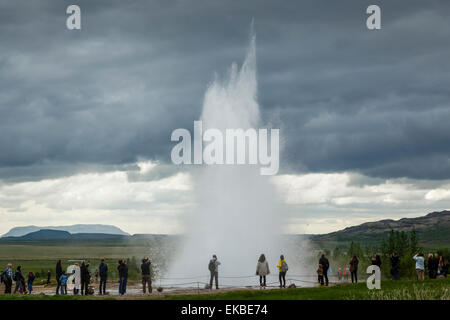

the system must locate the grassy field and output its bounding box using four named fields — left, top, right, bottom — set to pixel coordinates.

left=164, top=278, right=450, bottom=300
left=0, top=242, right=160, bottom=281
left=0, top=243, right=151, bottom=259
left=0, top=278, right=448, bottom=300
left=1, top=241, right=448, bottom=300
